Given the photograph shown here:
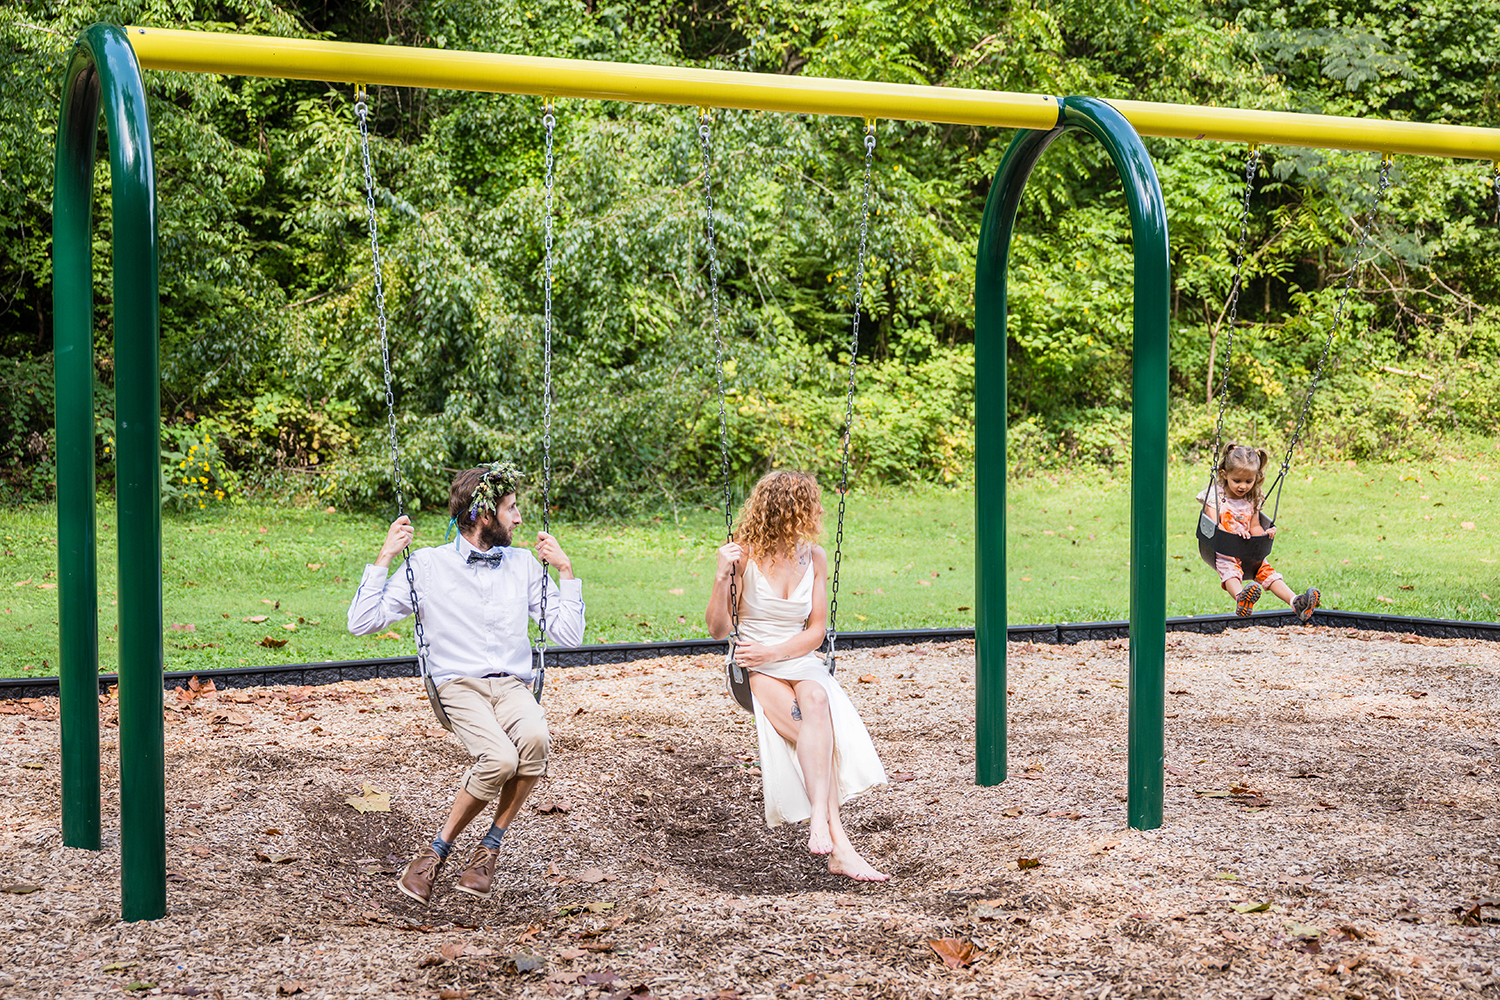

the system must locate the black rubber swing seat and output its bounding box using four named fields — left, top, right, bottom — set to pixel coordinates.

left=725, top=648, right=754, bottom=713
left=1196, top=510, right=1275, bottom=578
